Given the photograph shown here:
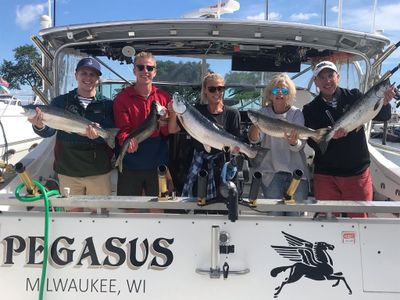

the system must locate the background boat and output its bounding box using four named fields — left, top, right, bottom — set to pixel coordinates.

left=0, top=93, right=42, bottom=167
